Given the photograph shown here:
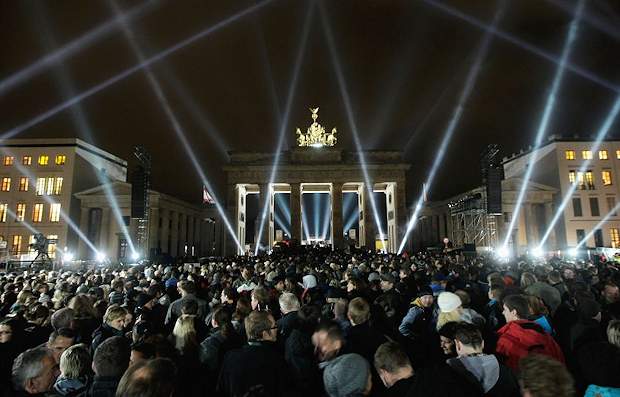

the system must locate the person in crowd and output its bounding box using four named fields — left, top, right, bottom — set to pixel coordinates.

left=346, top=297, right=387, bottom=363
left=51, top=308, right=75, bottom=331
left=53, top=344, right=91, bottom=396
left=91, top=305, right=127, bottom=354
left=83, top=336, right=130, bottom=397
left=251, top=286, right=271, bottom=312
left=285, top=304, right=322, bottom=397
left=129, top=341, right=155, bottom=366
left=23, top=304, right=52, bottom=348
left=399, top=286, right=435, bottom=339
left=312, top=320, right=345, bottom=362
left=608, top=320, right=620, bottom=347
left=519, top=354, right=575, bottom=397
left=323, top=353, right=372, bottom=397
left=164, top=280, right=207, bottom=329
left=447, top=323, right=520, bottom=396
left=217, top=310, right=295, bottom=396
left=200, top=305, right=243, bottom=376
left=11, top=347, right=59, bottom=395
left=437, top=292, right=485, bottom=330
left=48, top=328, right=77, bottom=364
left=277, top=292, right=300, bottom=343
left=1, top=318, right=24, bottom=390
left=496, top=294, right=564, bottom=371
left=115, top=358, right=177, bottom=397
left=67, top=295, right=99, bottom=346
left=438, top=321, right=459, bottom=360
left=373, top=341, right=415, bottom=396
left=526, top=295, right=554, bottom=334
left=484, top=284, right=505, bottom=332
